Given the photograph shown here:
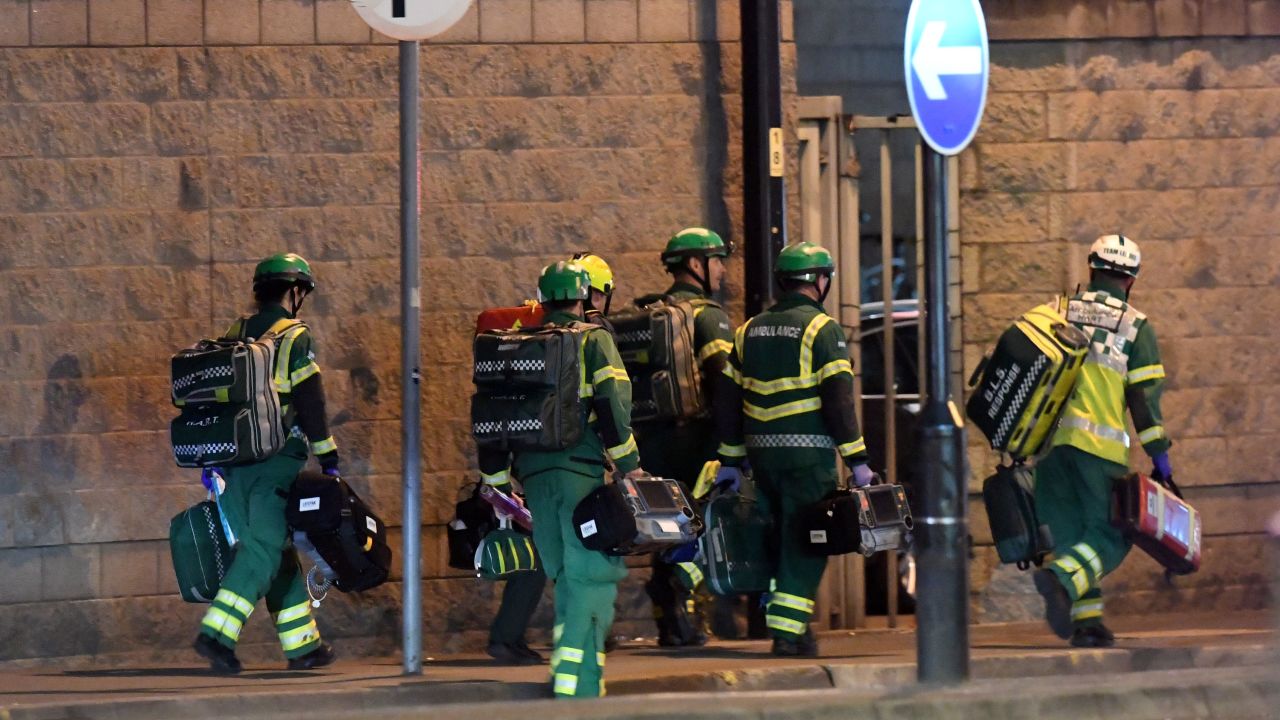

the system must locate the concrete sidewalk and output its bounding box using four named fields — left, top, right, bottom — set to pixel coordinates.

left=0, top=612, right=1273, bottom=719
